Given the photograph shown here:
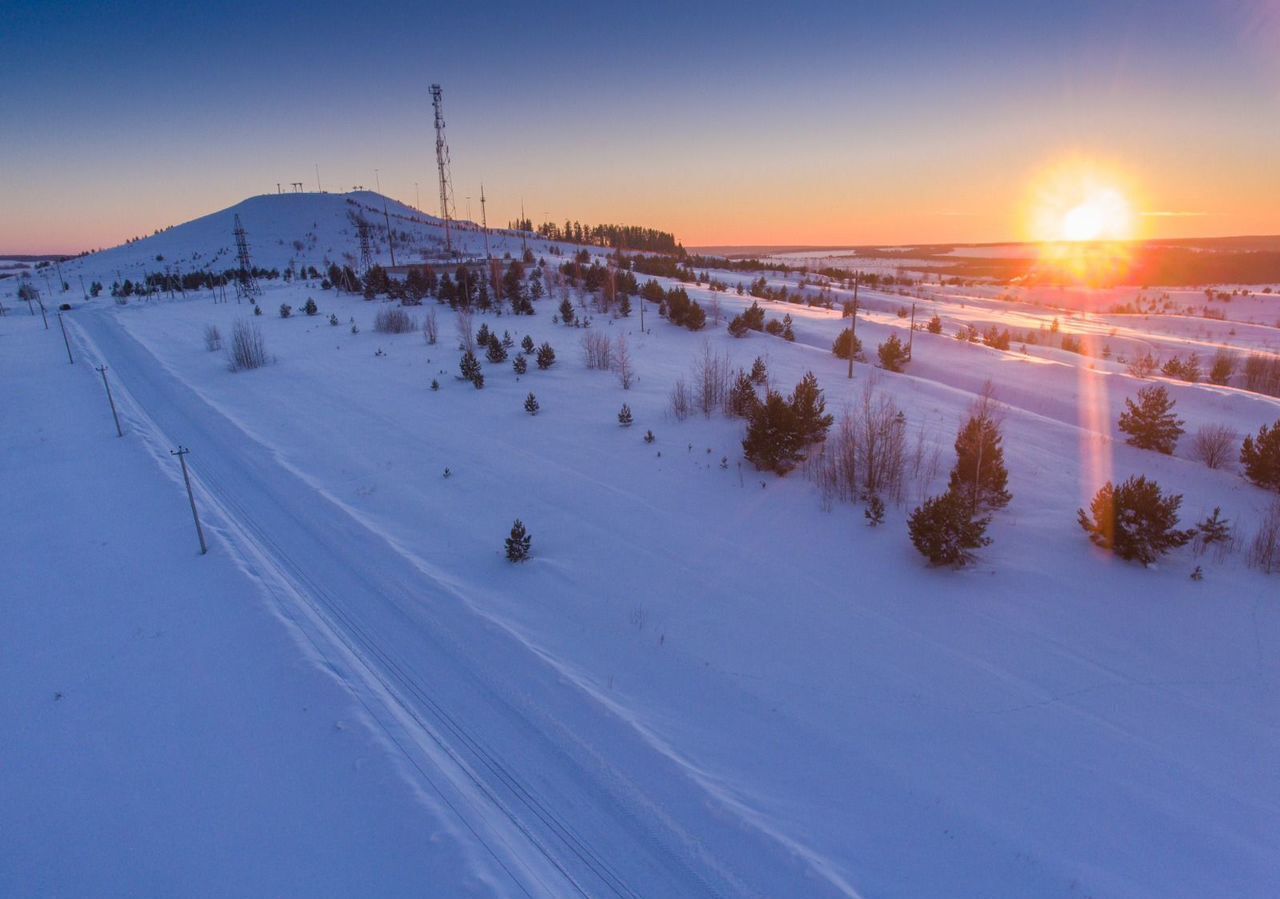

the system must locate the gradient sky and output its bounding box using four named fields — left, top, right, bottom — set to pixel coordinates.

left=3, top=0, right=1278, bottom=253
